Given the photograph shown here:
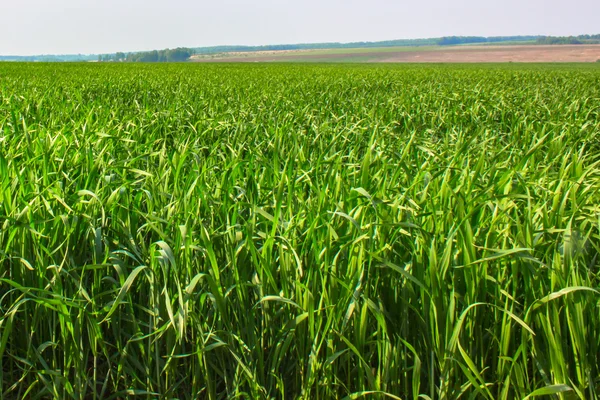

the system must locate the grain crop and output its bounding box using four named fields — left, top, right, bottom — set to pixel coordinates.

left=1, top=63, right=599, bottom=399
